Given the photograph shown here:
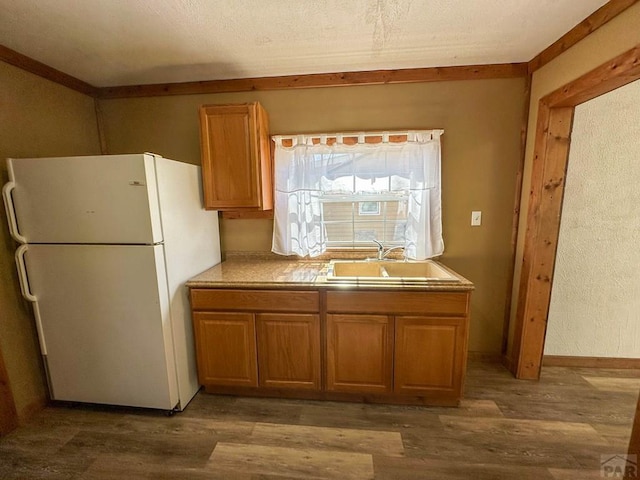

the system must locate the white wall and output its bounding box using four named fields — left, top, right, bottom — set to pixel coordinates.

left=544, top=79, right=640, bottom=358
